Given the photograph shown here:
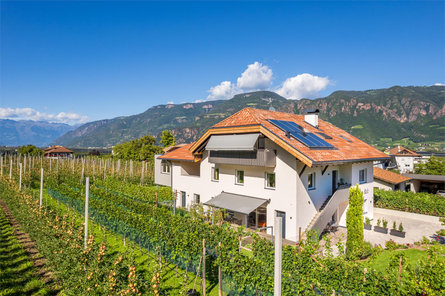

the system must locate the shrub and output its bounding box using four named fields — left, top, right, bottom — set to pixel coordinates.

left=374, top=188, right=445, bottom=217
left=377, top=218, right=381, bottom=227
left=398, top=222, right=404, bottom=232
left=382, top=219, right=388, bottom=229
left=365, top=217, right=371, bottom=225
left=385, top=239, right=398, bottom=251
left=346, top=185, right=364, bottom=259
left=392, top=221, right=397, bottom=230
